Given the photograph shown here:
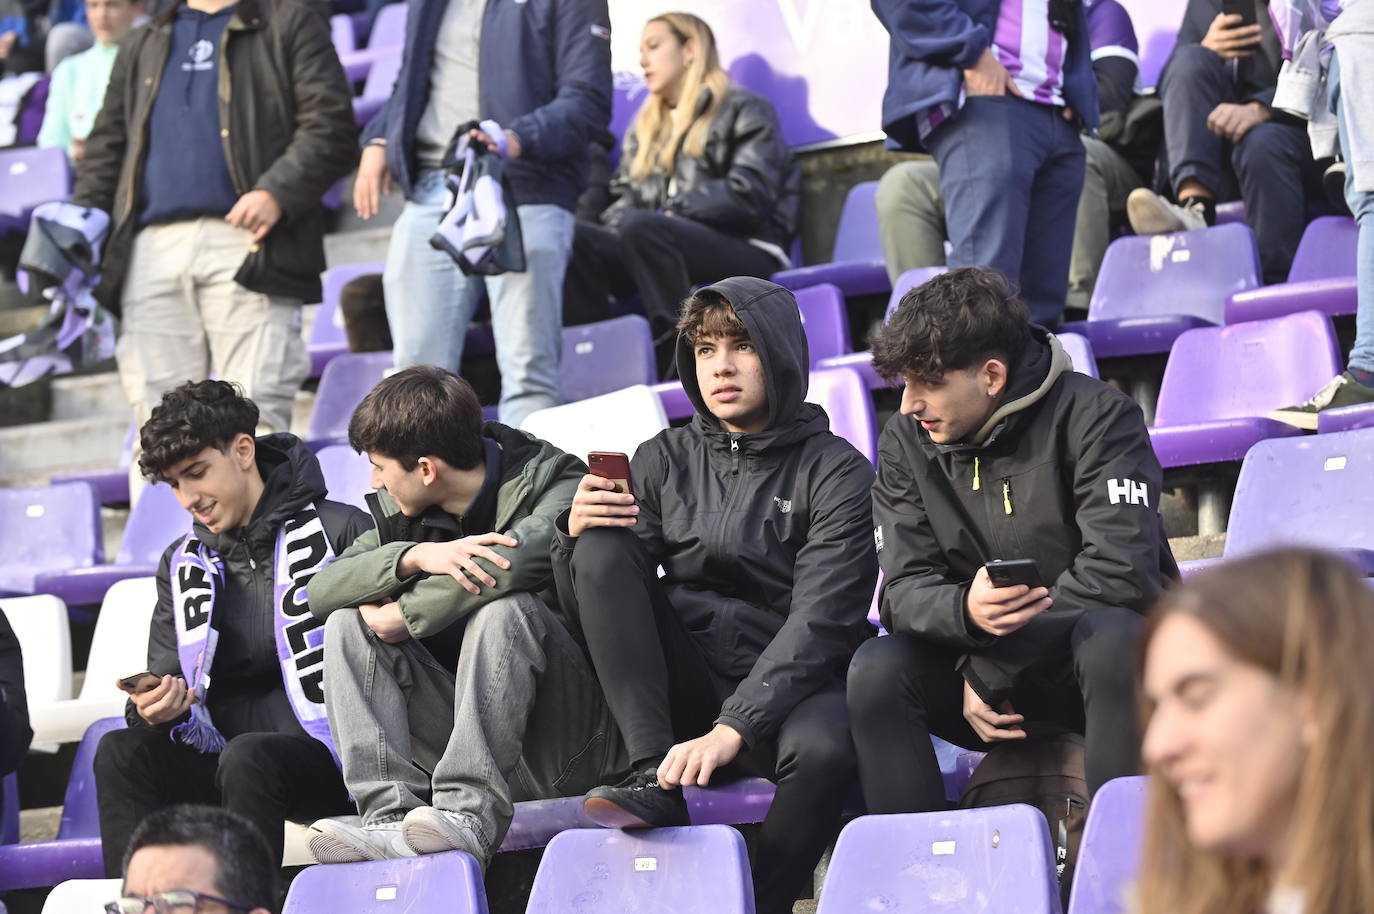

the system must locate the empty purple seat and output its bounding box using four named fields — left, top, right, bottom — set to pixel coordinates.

left=1287, top=216, right=1358, bottom=283
left=0, top=483, right=102, bottom=598
left=317, top=445, right=375, bottom=512
left=50, top=421, right=138, bottom=506
left=1214, top=200, right=1246, bottom=225
left=1061, top=223, right=1261, bottom=358
left=32, top=482, right=188, bottom=606
left=0, top=717, right=125, bottom=891
left=283, top=852, right=487, bottom=914
left=308, top=262, right=384, bottom=378
left=1149, top=310, right=1341, bottom=468
left=1225, top=217, right=1359, bottom=323
left=562, top=314, right=655, bottom=403
left=808, top=367, right=877, bottom=464
left=1318, top=402, right=1374, bottom=434
left=817, top=805, right=1063, bottom=914
left=0, top=147, right=72, bottom=233
left=796, top=283, right=850, bottom=364
left=771, top=182, right=889, bottom=298
left=817, top=266, right=947, bottom=389
left=1067, top=776, right=1147, bottom=914
left=526, top=825, right=754, bottom=914
left=1057, top=332, right=1100, bottom=379
left=308, top=351, right=394, bottom=450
